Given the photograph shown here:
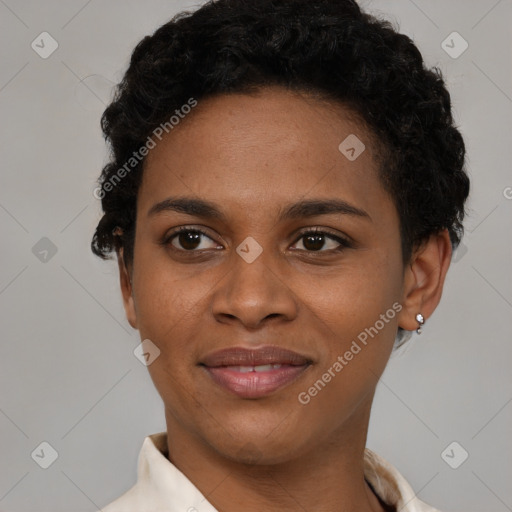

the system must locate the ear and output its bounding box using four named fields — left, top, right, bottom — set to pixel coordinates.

left=397, top=229, right=453, bottom=332
left=117, top=248, right=138, bottom=329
